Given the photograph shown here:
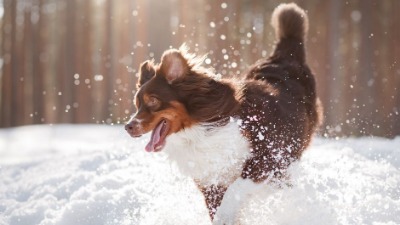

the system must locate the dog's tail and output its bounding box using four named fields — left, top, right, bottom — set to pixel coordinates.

left=270, top=3, right=308, bottom=63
